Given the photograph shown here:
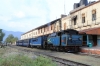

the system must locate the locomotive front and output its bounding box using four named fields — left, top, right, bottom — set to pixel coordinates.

left=61, top=29, right=83, bottom=52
